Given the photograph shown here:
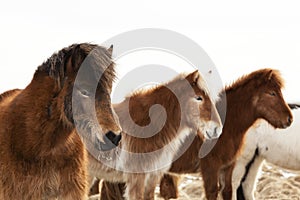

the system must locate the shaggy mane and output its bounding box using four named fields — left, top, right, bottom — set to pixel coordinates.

left=36, top=43, right=116, bottom=90
left=127, top=71, right=210, bottom=99
left=126, top=73, right=187, bottom=98
left=225, top=68, right=284, bottom=92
